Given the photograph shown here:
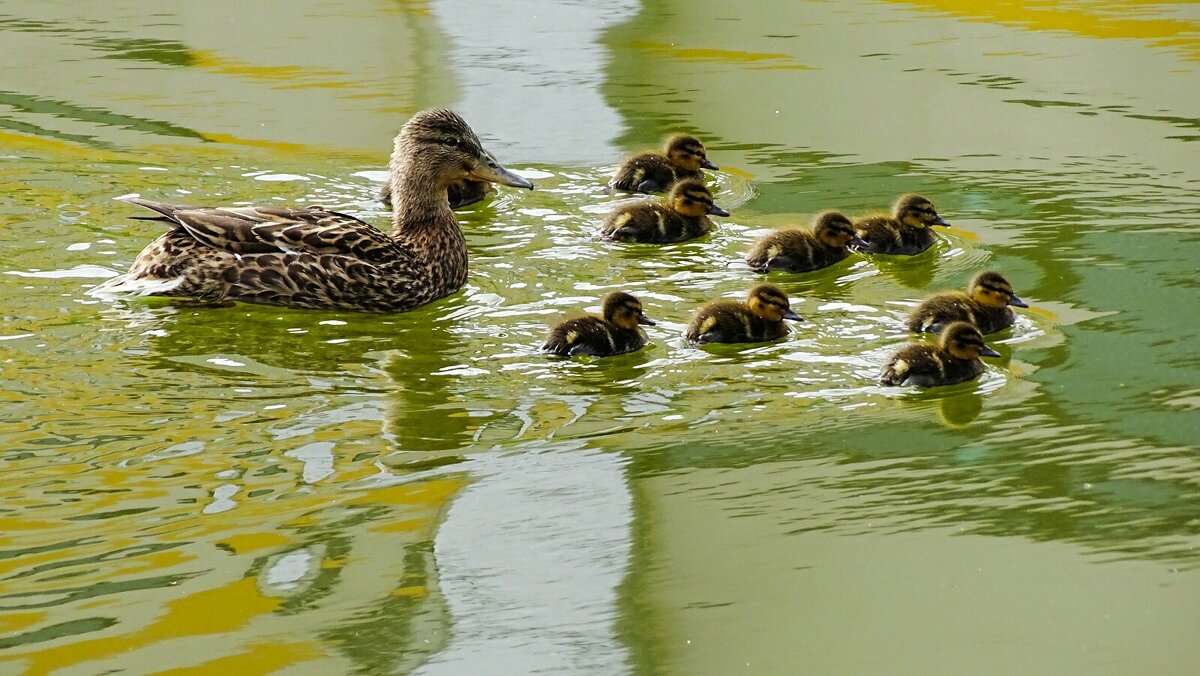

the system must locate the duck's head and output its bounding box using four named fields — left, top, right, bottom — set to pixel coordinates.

left=969, top=271, right=1028, bottom=309
left=747, top=283, right=802, bottom=322
left=813, top=210, right=868, bottom=249
left=602, top=291, right=655, bottom=329
left=894, top=194, right=949, bottom=229
left=664, top=134, right=718, bottom=173
left=397, top=109, right=533, bottom=191
left=669, top=179, right=729, bottom=218
left=941, top=321, right=1001, bottom=360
